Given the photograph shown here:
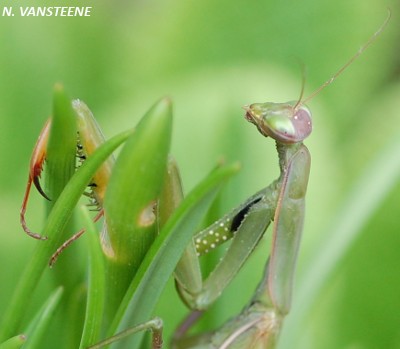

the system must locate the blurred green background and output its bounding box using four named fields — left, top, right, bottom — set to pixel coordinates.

left=1, top=0, right=399, bottom=348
